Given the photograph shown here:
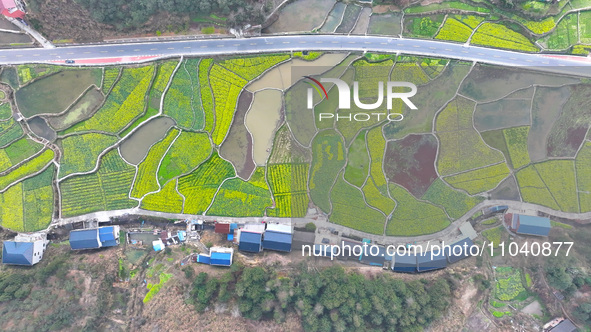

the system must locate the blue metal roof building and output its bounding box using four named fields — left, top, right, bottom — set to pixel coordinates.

left=196, top=247, right=233, bottom=266
left=446, top=238, right=474, bottom=264
left=239, top=231, right=263, bottom=253
left=2, top=241, right=34, bottom=265
left=70, top=226, right=120, bottom=250
left=197, top=254, right=210, bottom=264
left=417, top=250, right=447, bottom=272
left=262, top=231, right=292, bottom=252
left=515, top=215, right=551, bottom=236
left=360, top=245, right=387, bottom=266
left=70, top=229, right=101, bottom=250
left=392, top=252, right=417, bottom=273
left=210, top=252, right=232, bottom=266
left=99, top=227, right=118, bottom=247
